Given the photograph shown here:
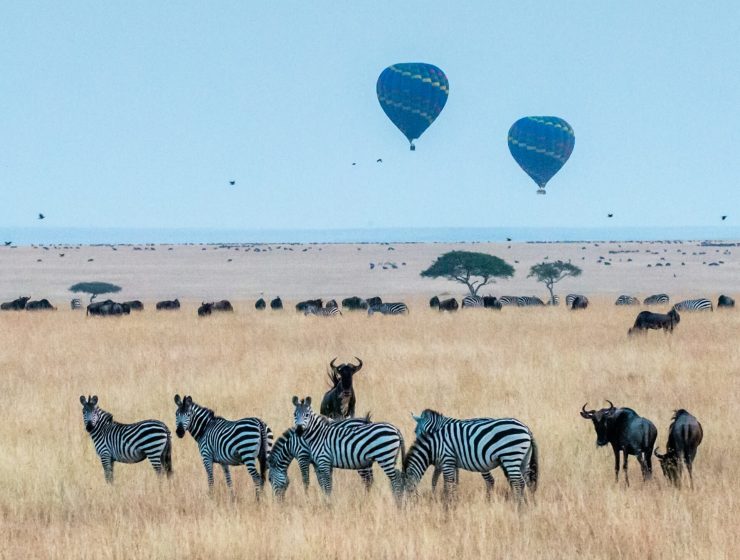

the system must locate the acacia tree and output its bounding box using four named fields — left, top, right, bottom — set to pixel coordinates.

left=420, top=251, right=515, bottom=296
left=69, top=281, right=122, bottom=303
left=527, top=261, right=582, bottom=305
